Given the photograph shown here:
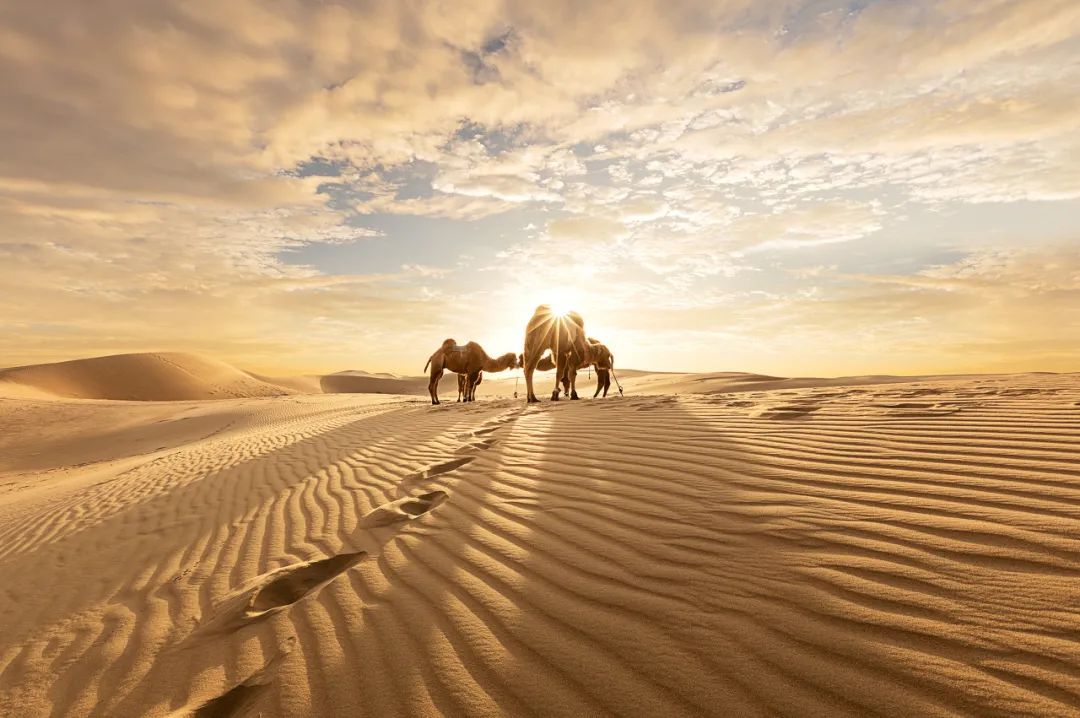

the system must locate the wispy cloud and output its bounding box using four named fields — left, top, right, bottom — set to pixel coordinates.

left=1, top=0, right=1077, bottom=373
